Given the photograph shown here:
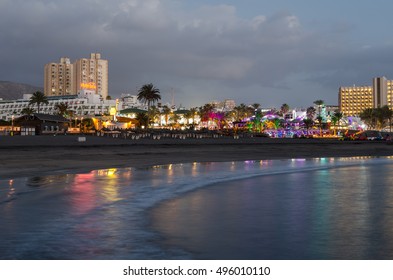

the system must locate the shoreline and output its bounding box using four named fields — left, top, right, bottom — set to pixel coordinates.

left=1, top=135, right=393, bottom=179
